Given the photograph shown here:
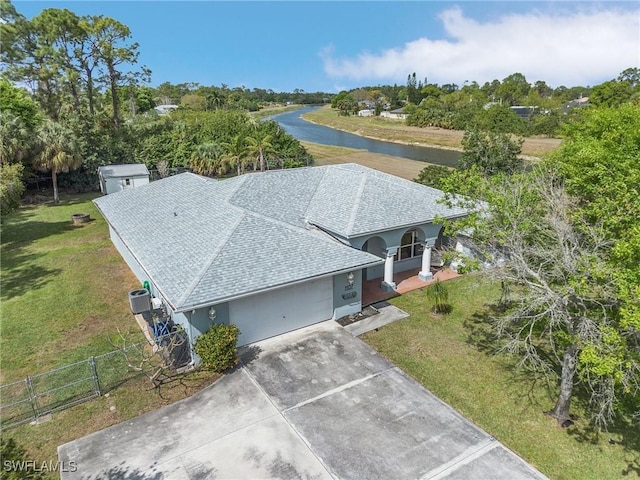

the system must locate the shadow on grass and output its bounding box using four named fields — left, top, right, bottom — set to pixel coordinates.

left=1, top=204, right=83, bottom=301
left=463, top=309, right=503, bottom=356
left=466, top=303, right=640, bottom=476
left=463, top=306, right=561, bottom=413
left=0, top=252, right=61, bottom=301
left=1, top=218, right=75, bottom=247
left=564, top=392, right=640, bottom=477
